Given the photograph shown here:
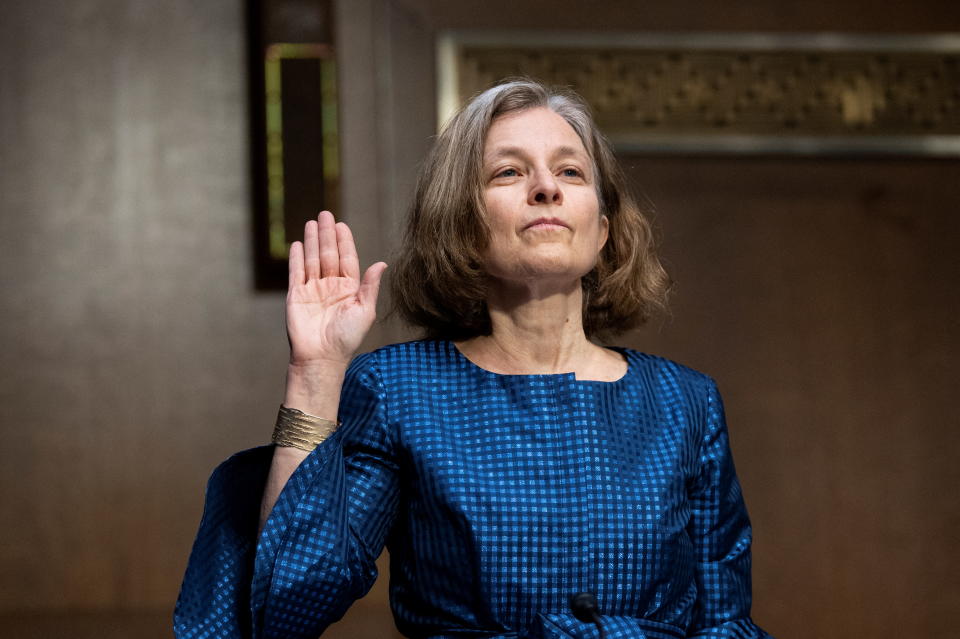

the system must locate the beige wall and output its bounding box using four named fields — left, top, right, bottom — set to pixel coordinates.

left=0, top=0, right=286, bottom=611
left=1, top=0, right=958, bottom=637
